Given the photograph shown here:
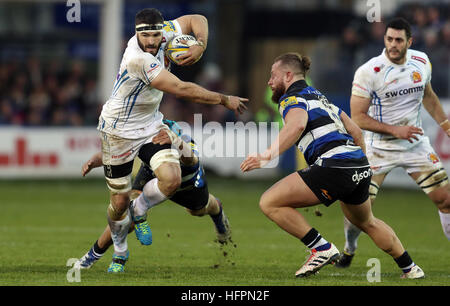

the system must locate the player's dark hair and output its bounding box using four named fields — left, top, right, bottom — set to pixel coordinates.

left=135, top=8, right=164, bottom=25
left=274, top=52, right=311, bottom=77
left=385, top=17, right=412, bottom=39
